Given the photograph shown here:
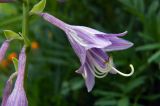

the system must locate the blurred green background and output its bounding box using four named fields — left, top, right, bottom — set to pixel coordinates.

left=0, top=0, right=160, bottom=106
